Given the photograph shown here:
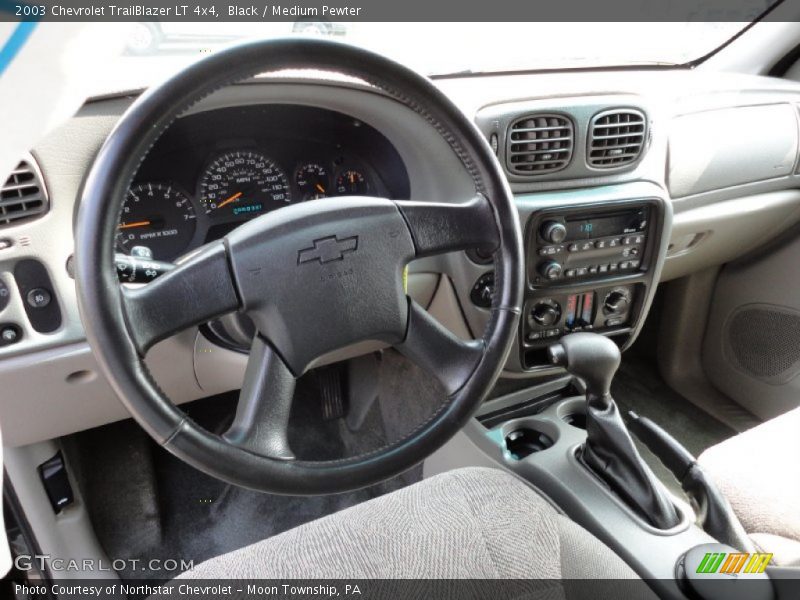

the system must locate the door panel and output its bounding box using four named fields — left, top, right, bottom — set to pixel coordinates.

left=703, top=228, right=800, bottom=421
